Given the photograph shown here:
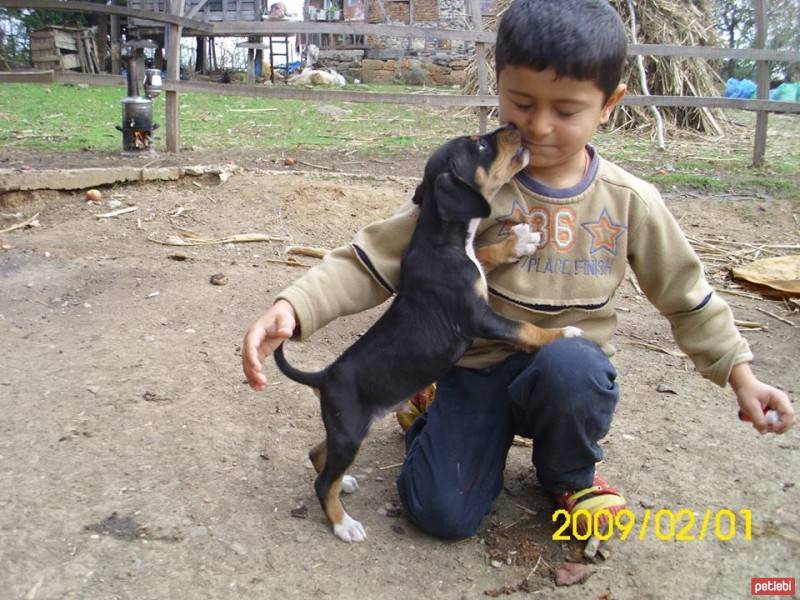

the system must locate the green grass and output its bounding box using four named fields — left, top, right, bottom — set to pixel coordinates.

left=1, top=81, right=799, bottom=199
left=0, top=81, right=471, bottom=156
